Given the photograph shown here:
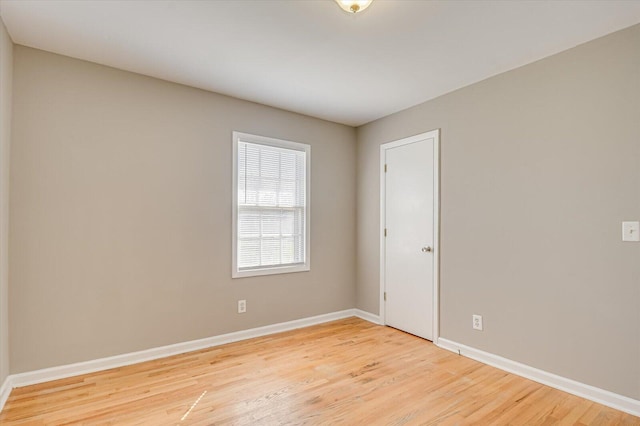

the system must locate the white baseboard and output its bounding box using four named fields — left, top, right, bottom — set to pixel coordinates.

left=2, top=308, right=361, bottom=407
left=0, top=375, right=12, bottom=413
left=354, top=308, right=382, bottom=324
left=437, top=337, right=640, bottom=418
